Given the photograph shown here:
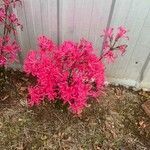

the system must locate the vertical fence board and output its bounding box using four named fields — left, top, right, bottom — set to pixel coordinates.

left=59, top=0, right=112, bottom=55
left=140, top=60, right=150, bottom=90
left=39, top=0, right=58, bottom=40
left=16, top=0, right=57, bottom=55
